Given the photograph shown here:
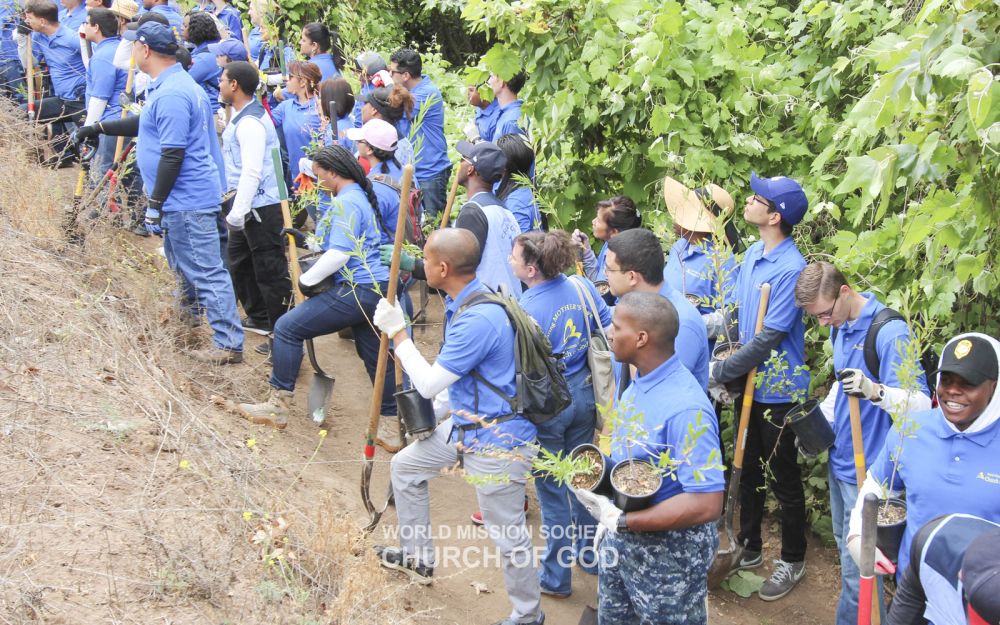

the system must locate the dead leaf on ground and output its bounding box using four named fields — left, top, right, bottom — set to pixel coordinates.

left=470, top=581, right=492, bottom=595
